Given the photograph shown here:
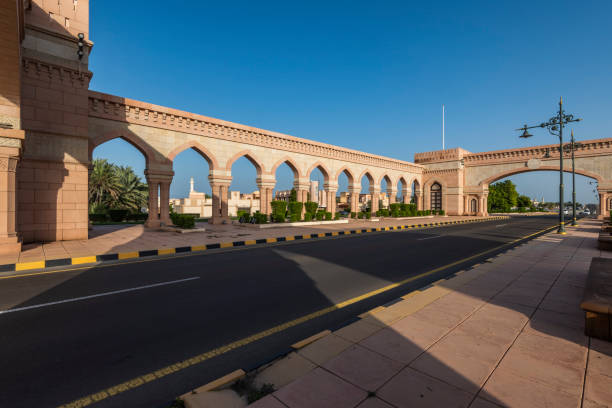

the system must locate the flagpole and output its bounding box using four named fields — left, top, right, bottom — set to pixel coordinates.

left=442, top=104, right=445, bottom=150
